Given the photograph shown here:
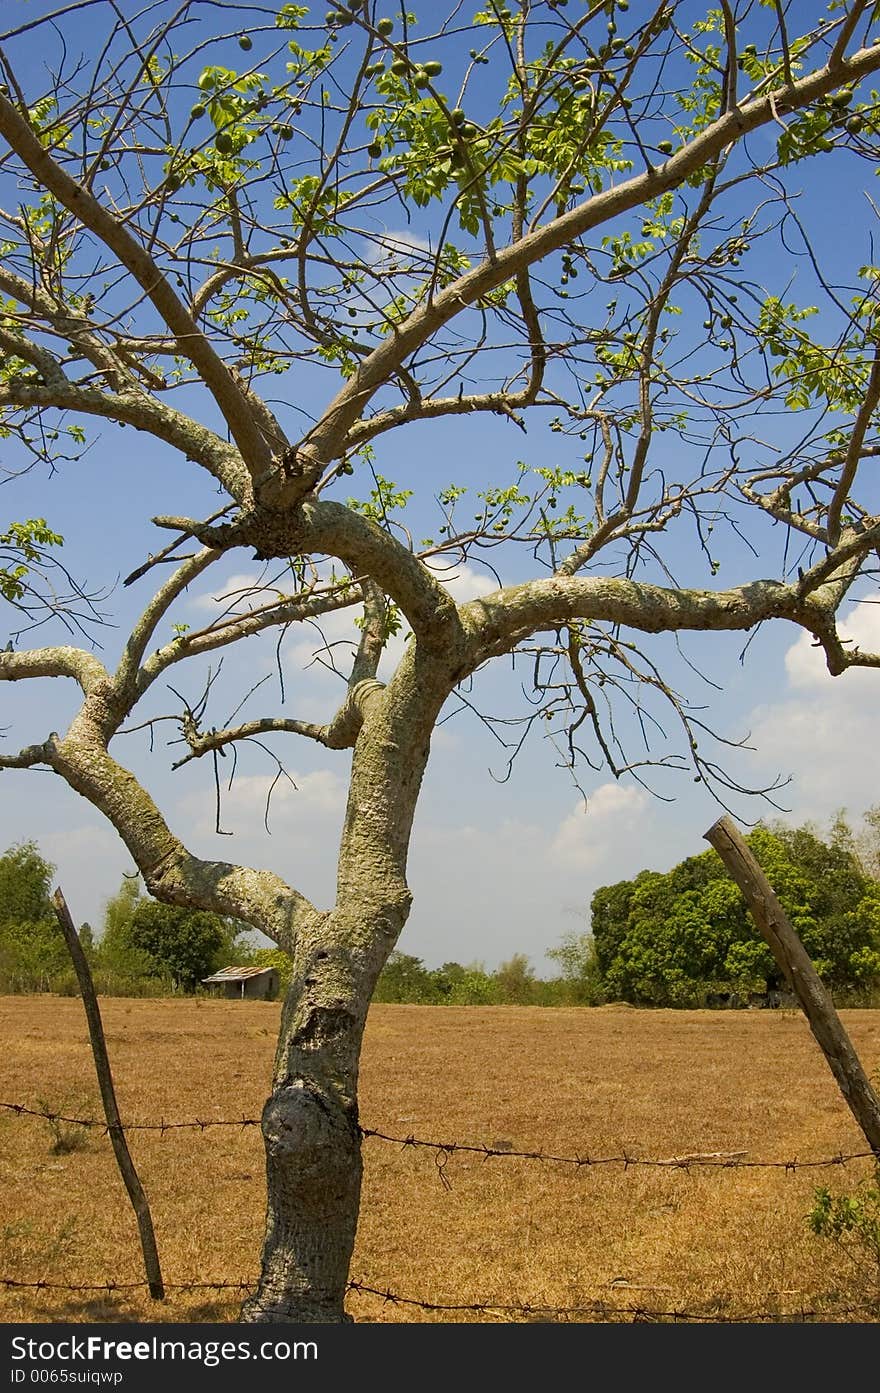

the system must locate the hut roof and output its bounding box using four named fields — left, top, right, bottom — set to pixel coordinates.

left=201, top=965, right=278, bottom=984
